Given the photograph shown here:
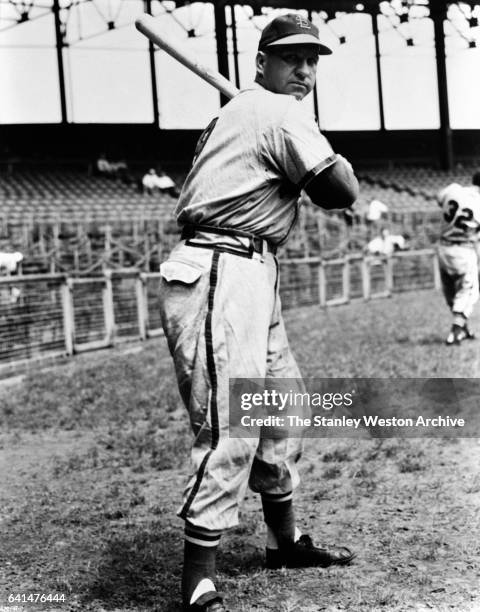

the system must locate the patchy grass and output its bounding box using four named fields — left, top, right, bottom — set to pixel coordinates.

left=0, top=290, right=479, bottom=611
